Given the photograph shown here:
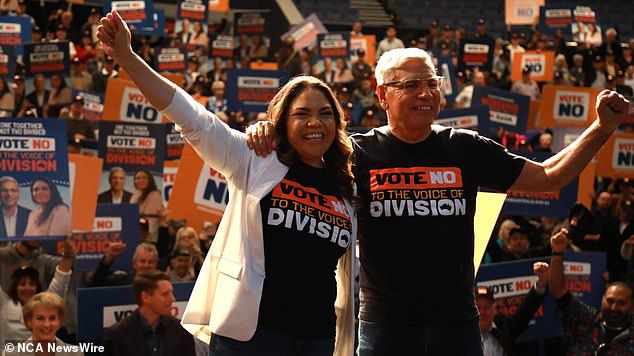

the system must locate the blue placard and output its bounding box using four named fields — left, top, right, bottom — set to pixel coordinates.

left=41, top=204, right=140, bottom=272
left=0, top=118, right=70, bottom=241
left=0, top=17, right=31, bottom=55
left=435, top=106, right=489, bottom=132
left=177, top=0, right=208, bottom=23
left=103, top=0, right=155, bottom=28
left=134, top=9, right=166, bottom=37
left=23, top=42, right=70, bottom=76
left=77, top=282, right=194, bottom=344
left=502, top=151, right=579, bottom=219
left=153, top=47, right=187, bottom=72
left=165, top=123, right=184, bottom=161
left=210, top=34, right=234, bottom=59
left=234, top=11, right=266, bottom=35
left=538, top=6, right=573, bottom=35
left=476, top=252, right=606, bottom=341
left=0, top=45, right=16, bottom=79
left=437, top=56, right=457, bottom=103
left=472, top=86, right=530, bottom=137
left=457, top=38, right=495, bottom=72
left=317, top=33, right=350, bottom=59
left=73, top=89, right=104, bottom=121
left=226, top=69, right=289, bottom=113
